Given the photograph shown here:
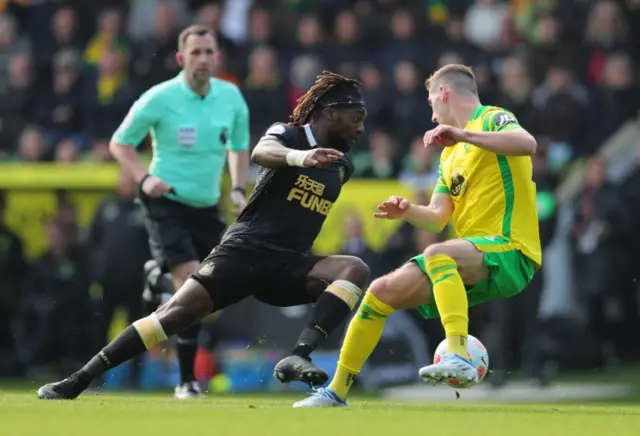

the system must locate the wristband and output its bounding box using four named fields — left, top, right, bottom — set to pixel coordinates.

left=285, top=150, right=311, bottom=167
left=139, top=173, right=151, bottom=186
